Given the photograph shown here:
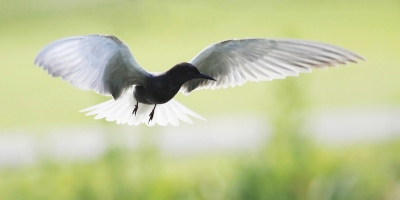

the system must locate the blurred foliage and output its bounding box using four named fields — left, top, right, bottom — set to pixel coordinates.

left=1, top=140, right=400, bottom=199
